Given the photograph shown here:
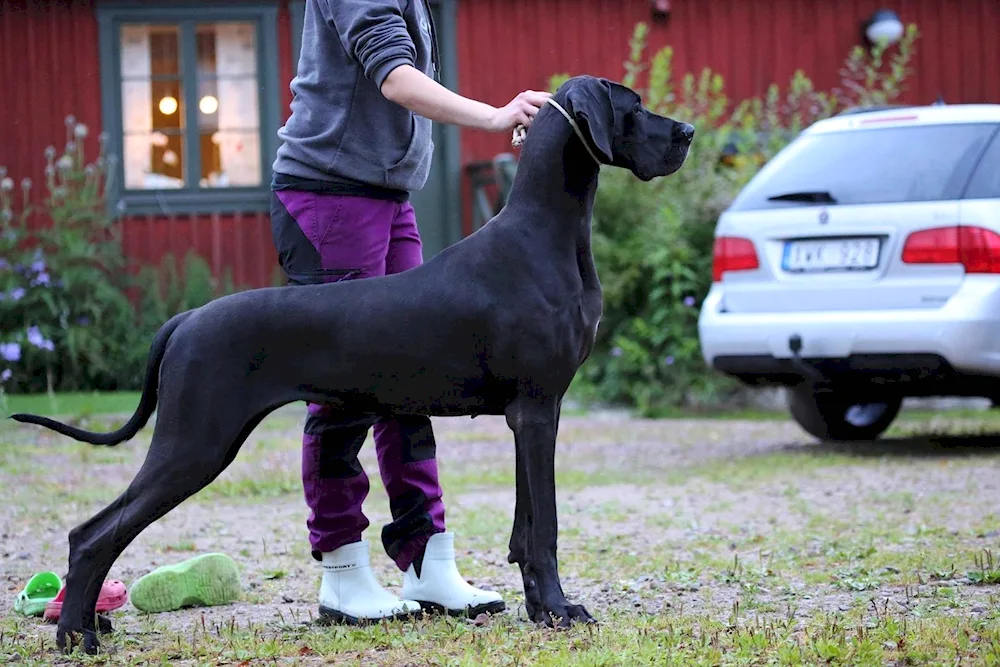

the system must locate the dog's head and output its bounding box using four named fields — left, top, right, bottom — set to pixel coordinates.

left=555, top=75, right=694, bottom=181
